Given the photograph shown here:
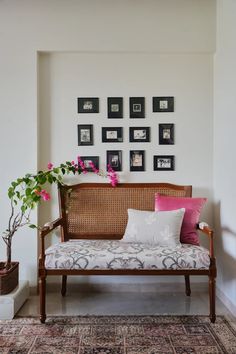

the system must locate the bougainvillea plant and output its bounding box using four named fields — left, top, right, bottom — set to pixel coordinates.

left=2, top=156, right=118, bottom=270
